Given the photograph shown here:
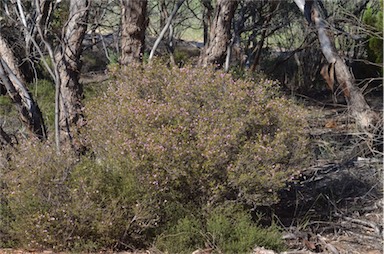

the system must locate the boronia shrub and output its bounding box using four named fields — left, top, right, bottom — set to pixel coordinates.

left=86, top=63, right=309, bottom=208
left=0, top=62, right=310, bottom=251
left=84, top=63, right=310, bottom=249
